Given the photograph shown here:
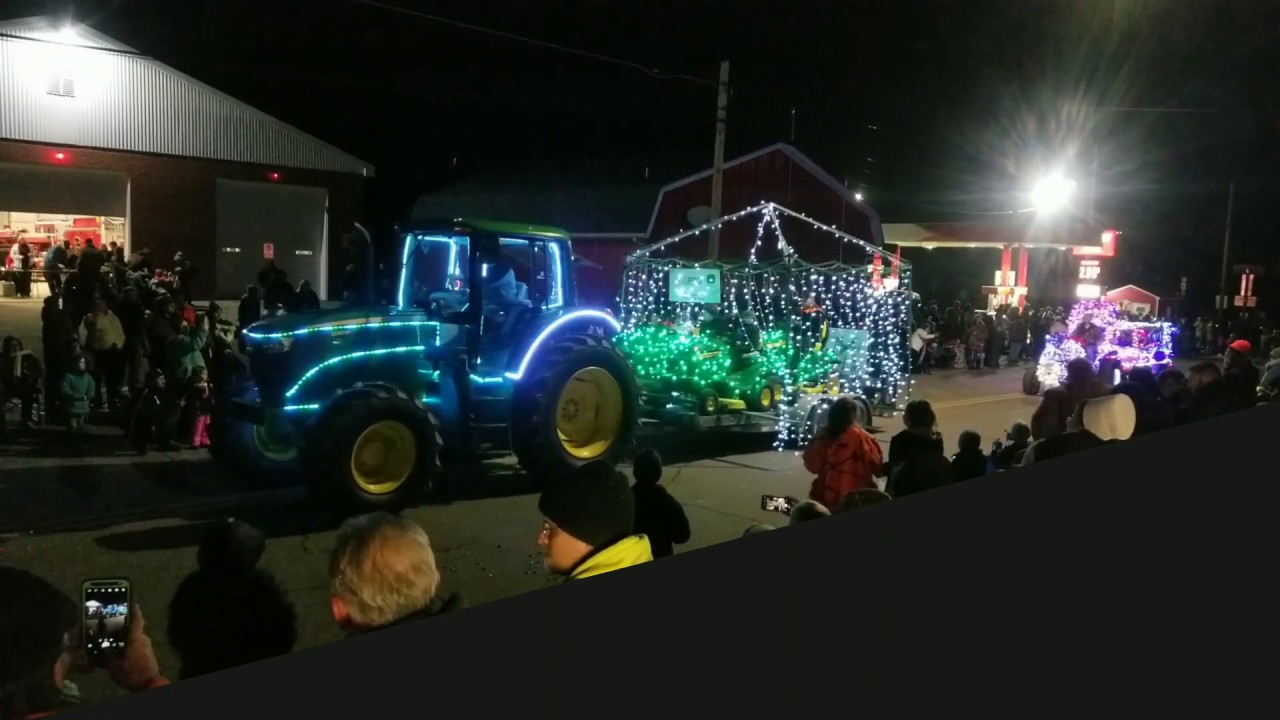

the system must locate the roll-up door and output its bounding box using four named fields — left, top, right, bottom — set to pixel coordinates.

left=214, top=179, right=327, bottom=300
left=0, top=162, right=128, bottom=216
